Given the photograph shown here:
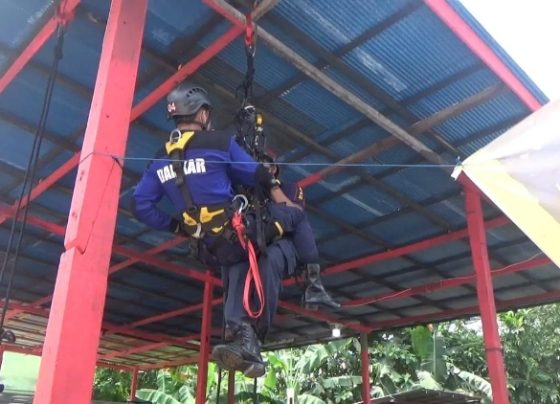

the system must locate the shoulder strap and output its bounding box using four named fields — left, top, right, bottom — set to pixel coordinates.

left=166, top=129, right=197, bottom=213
